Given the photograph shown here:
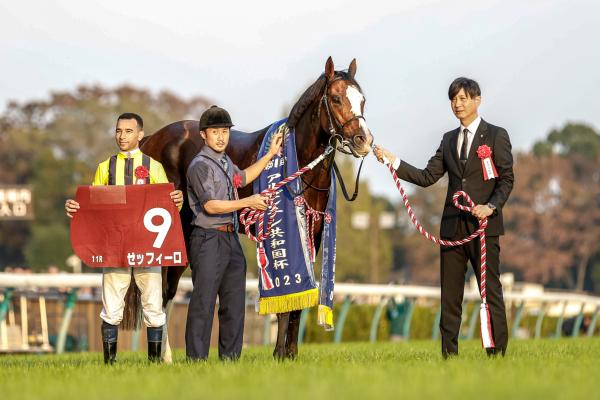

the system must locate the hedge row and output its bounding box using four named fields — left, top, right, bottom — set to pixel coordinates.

left=301, top=302, right=599, bottom=343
